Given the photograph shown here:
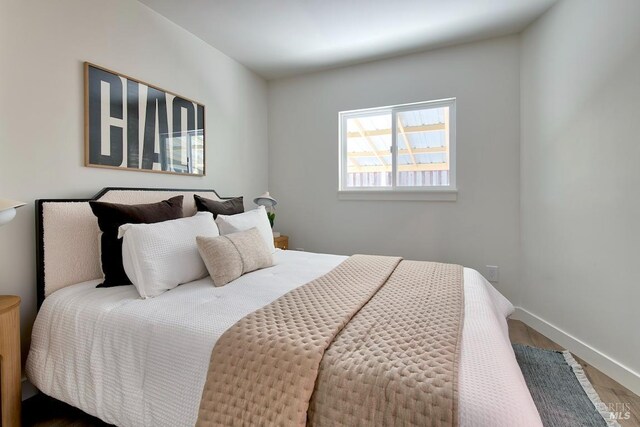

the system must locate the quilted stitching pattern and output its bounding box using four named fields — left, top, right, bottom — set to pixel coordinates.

left=27, top=250, right=541, bottom=427
left=196, top=255, right=402, bottom=426
left=196, top=256, right=464, bottom=427
left=308, top=260, right=464, bottom=427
